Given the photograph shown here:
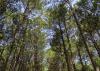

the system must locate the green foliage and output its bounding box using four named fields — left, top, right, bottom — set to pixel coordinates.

left=0, top=32, right=4, bottom=39
left=46, top=49, right=55, bottom=58
left=0, top=0, right=99, bottom=71
left=94, top=57, right=100, bottom=66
